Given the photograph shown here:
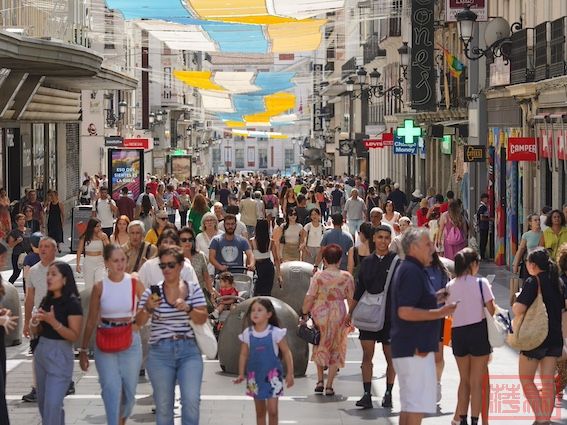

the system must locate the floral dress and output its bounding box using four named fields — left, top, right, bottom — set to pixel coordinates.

left=308, top=269, right=354, bottom=368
